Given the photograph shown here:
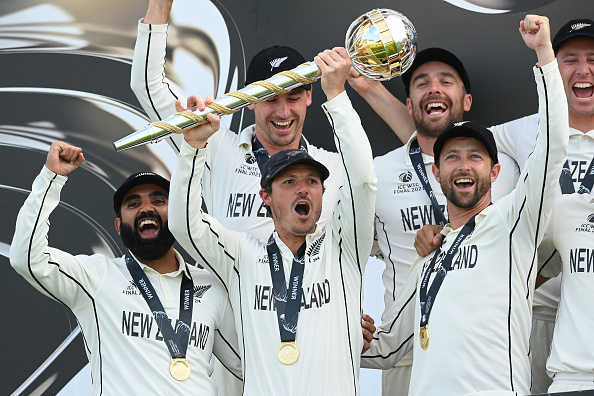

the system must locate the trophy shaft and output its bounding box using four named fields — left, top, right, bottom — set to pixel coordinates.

left=114, top=8, right=416, bottom=152
left=114, top=62, right=319, bottom=152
